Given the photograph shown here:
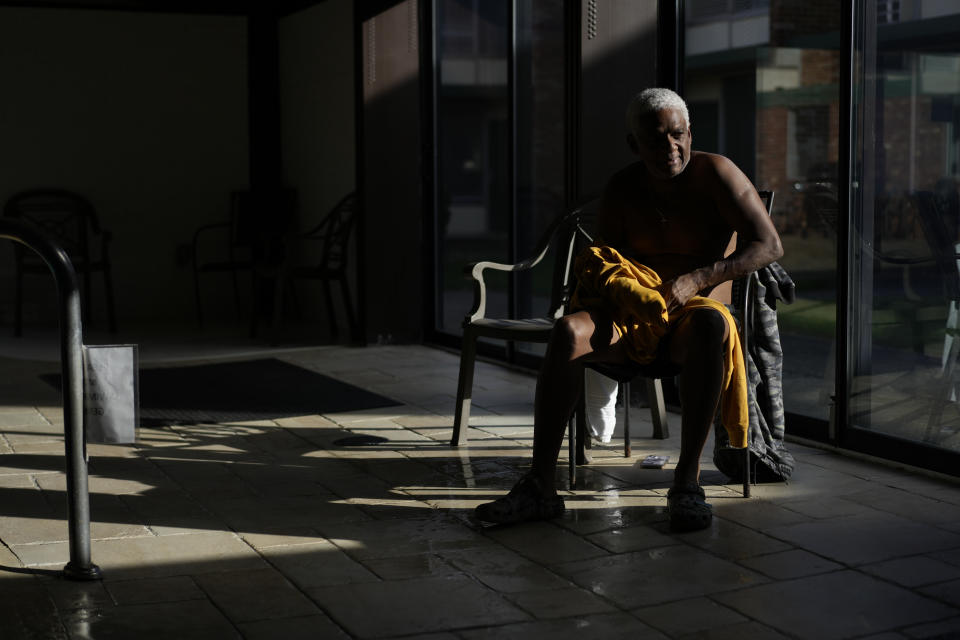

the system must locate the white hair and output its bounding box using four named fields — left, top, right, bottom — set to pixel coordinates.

left=626, top=88, right=690, bottom=134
